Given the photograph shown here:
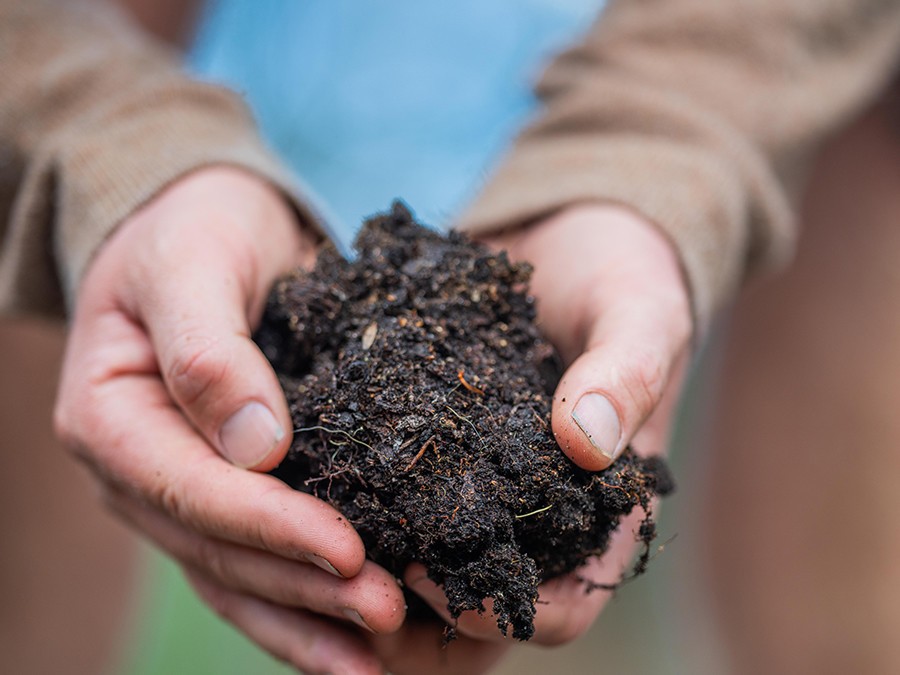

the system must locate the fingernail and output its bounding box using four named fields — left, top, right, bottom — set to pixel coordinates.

left=219, top=402, right=284, bottom=468
left=342, top=608, right=376, bottom=633
left=572, top=393, right=622, bottom=461
left=304, top=553, right=344, bottom=578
